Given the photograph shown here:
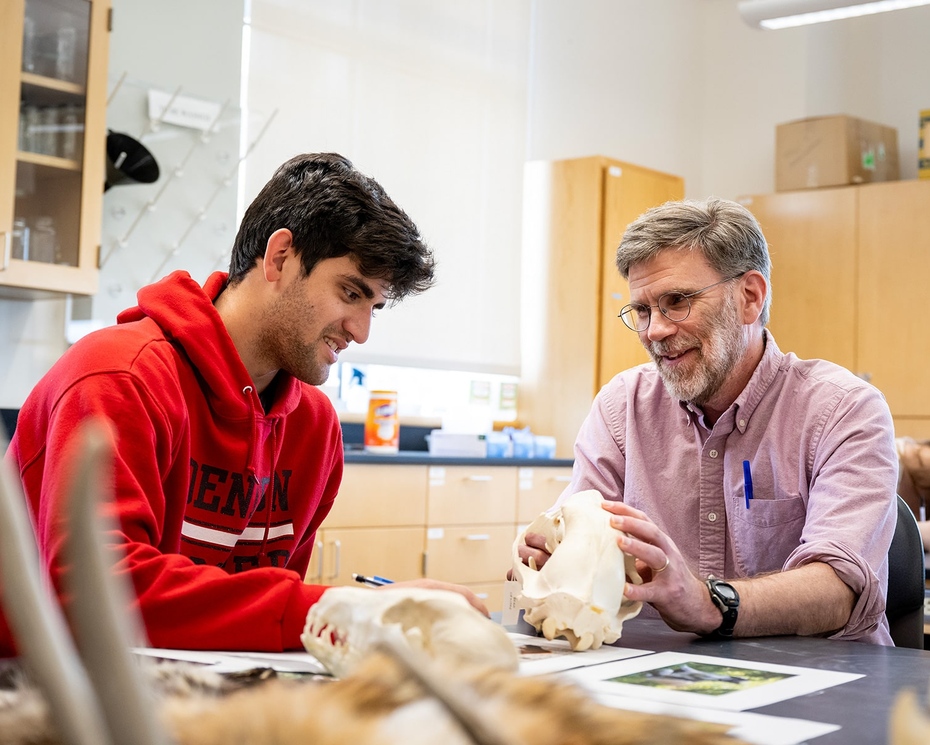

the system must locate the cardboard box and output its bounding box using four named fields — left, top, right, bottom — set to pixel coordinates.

left=919, top=109, right=930, bottom=180
left=775, top=115, right=899, bottom=191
